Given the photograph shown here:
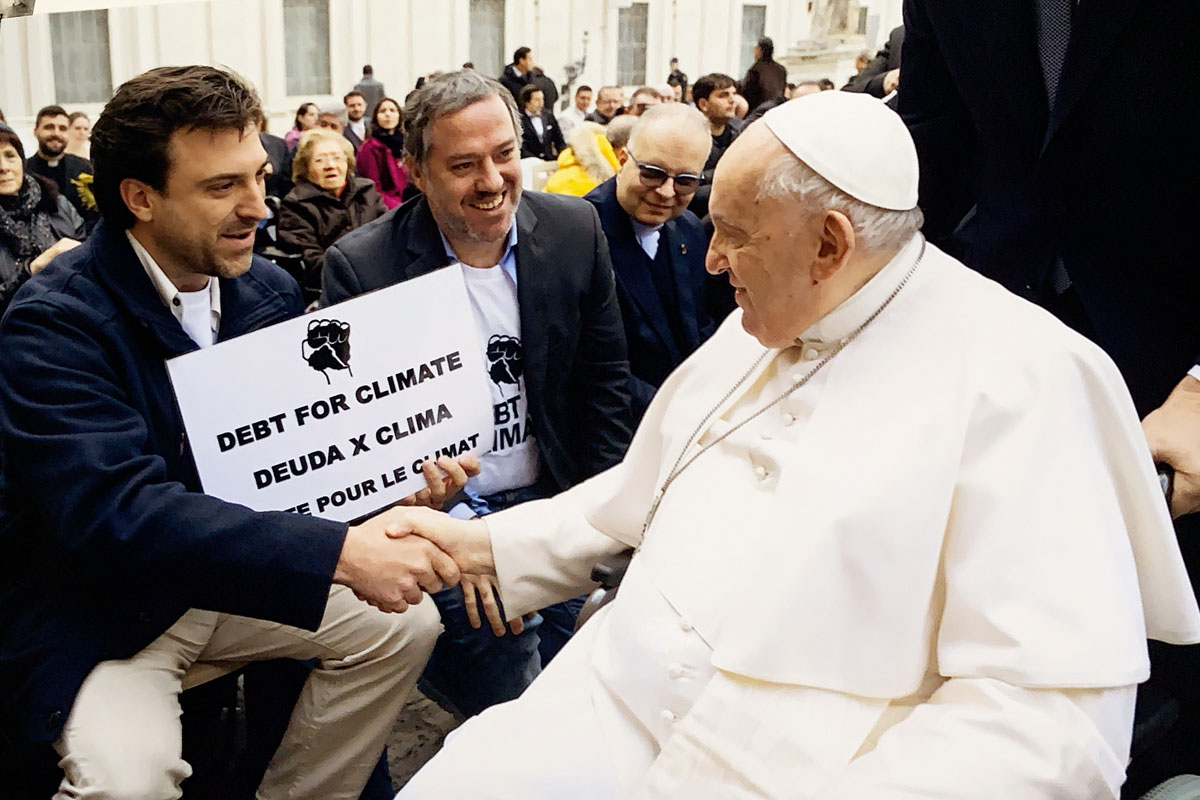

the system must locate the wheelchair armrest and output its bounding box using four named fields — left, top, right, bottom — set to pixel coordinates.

left=590, top=548, right=634, bottom=589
